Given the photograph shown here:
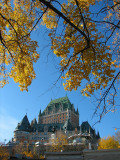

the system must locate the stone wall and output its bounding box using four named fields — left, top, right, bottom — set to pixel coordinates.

left=35, top=144, right=85, bottom=154
left=45, top=149, right=120, bottom=160
left=84, top=149, right=120, bottom=160
left=45, top=151, right=83, bottom=160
